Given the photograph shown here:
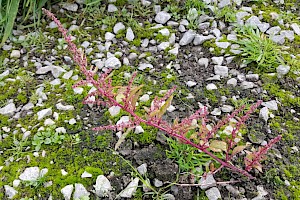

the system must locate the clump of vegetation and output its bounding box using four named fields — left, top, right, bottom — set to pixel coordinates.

left=234, top=25, right=284, bottom=72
